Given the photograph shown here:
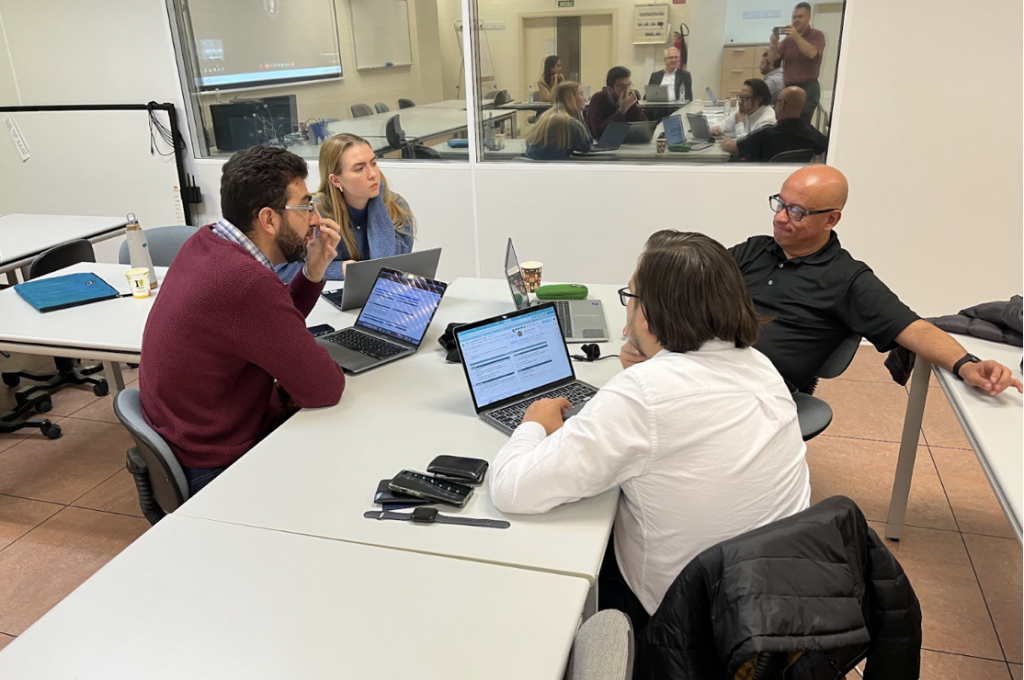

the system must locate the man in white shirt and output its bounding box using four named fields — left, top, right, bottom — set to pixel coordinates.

left=647, top=47, right=693, bottom=102
left=489, top=233, right=811, bottom=629
left=761, top=51, right=785, bottom=103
